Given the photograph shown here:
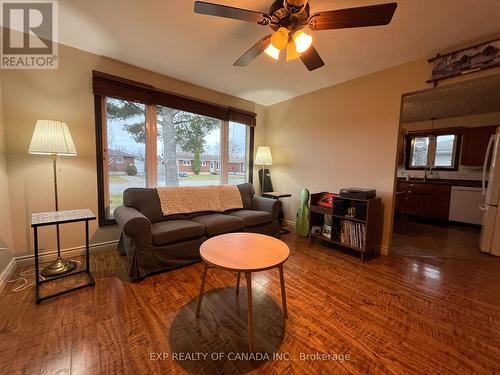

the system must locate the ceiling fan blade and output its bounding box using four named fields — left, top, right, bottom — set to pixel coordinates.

left=194, top=1, right=270, bottom=24
left=233, top=35, right=272, bottom=67
left=300, top=45, right=325, bottom=71
left=309, top=3, right=397, bottom=31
